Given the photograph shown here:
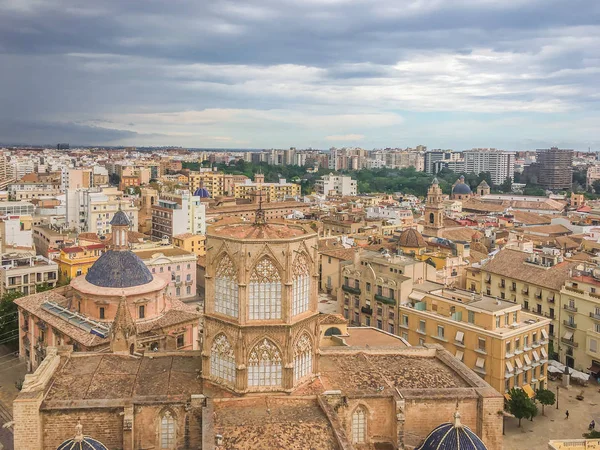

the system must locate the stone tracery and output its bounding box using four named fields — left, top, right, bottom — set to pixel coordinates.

left=292, top=253, right=310, bottom=316
left=248, top=338, right=282, bottom=388
left=210, top=334, right=236, bottom=384
left=214, top=254, right=238, bottom=318
left=249, top=257, right=282, bottom=320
